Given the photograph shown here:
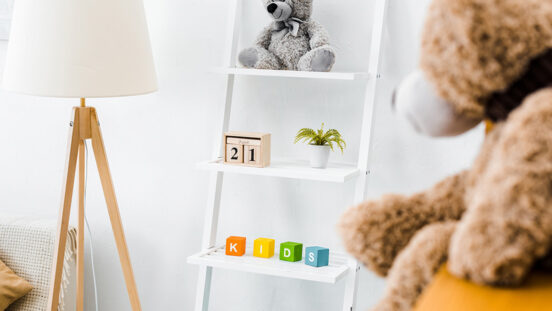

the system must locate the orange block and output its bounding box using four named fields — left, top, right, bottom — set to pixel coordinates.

left=225, top=236, right=246, bottom=256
